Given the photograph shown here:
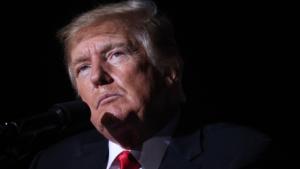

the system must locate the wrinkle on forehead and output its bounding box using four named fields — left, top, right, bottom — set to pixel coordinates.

left=69, top=20, right=146, bottom=66
left=66, top=19, right=145, bottom=67
left=69, top=20, right=130, bottom=51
